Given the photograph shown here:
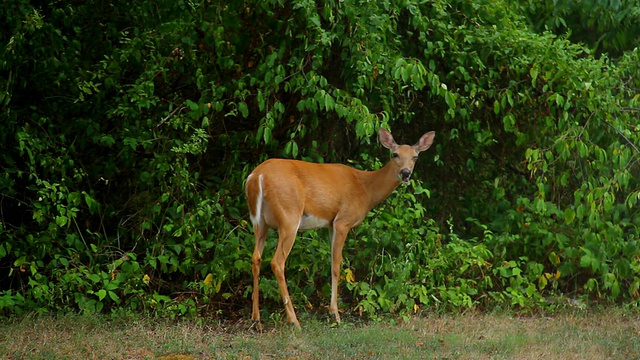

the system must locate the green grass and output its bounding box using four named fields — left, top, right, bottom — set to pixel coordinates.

left=0, top=309, right=638, bottom=359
